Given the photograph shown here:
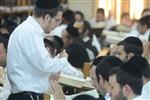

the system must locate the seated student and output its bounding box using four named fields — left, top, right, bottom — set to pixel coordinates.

left=53, top=35, right=64, bottom=54
left=141, top=8, right=150, bottom=17
left=0, top=34, right=10, bottom=100
left=51, top=9, right=75, bottom=37
left=114, top=36, right=143, bottom=62
left=89, top=8, right=106, bottom=28
left=110, top=13, right=132, bottom=32
left=44, top=35, right=64, bottom=57
left=90, top=56, right=106, bottom=89
left=129, top=15, right=150, bottom=42
left=74, top=11, right=84, bottom=22
left=62, top=22, right=90, bottom=69
left=76, top=20, right=99, bottom=60
left=95, top=56, right=123, bottom=100
left=0, top=19, right=18, bottom=34
left=109, top=56, right=148, bottom=100
left=44, top=38, right=56, bottom=57
left=44, top=36, right=83, bottom=77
